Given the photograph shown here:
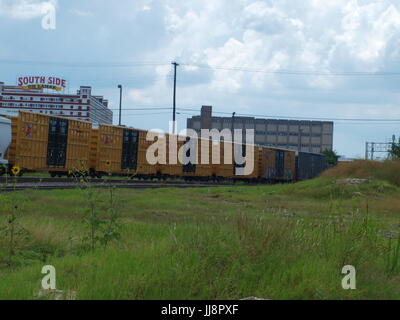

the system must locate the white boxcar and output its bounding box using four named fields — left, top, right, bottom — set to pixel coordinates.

left=0, top=116, right=12, bottom=165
